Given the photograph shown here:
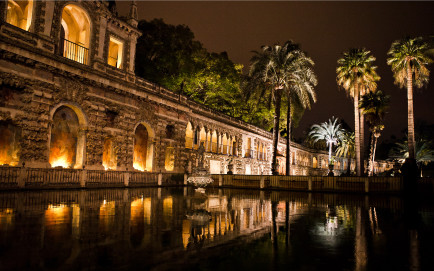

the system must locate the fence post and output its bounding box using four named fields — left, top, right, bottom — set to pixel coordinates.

left=158, top=173, right=163, bottom=186
left=80, top=169, right=87, bottom=188
left=124, top=172, right=130, bottom=187
left=17, top=167, right=27, bottom=188
left=364, top=178, right=369, bottom=193
left=218, top=175, right=223, bottom=187
left=260, top=176, right=265, bottom=189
